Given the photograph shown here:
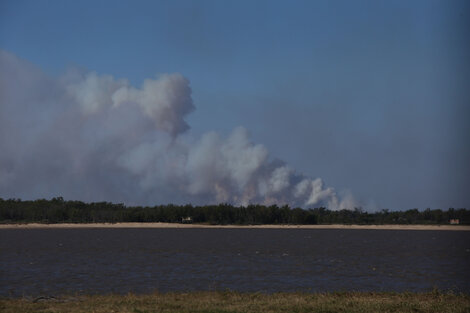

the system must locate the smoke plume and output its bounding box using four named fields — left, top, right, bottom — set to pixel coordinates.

left=0, top=50, right=356, bottom=209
